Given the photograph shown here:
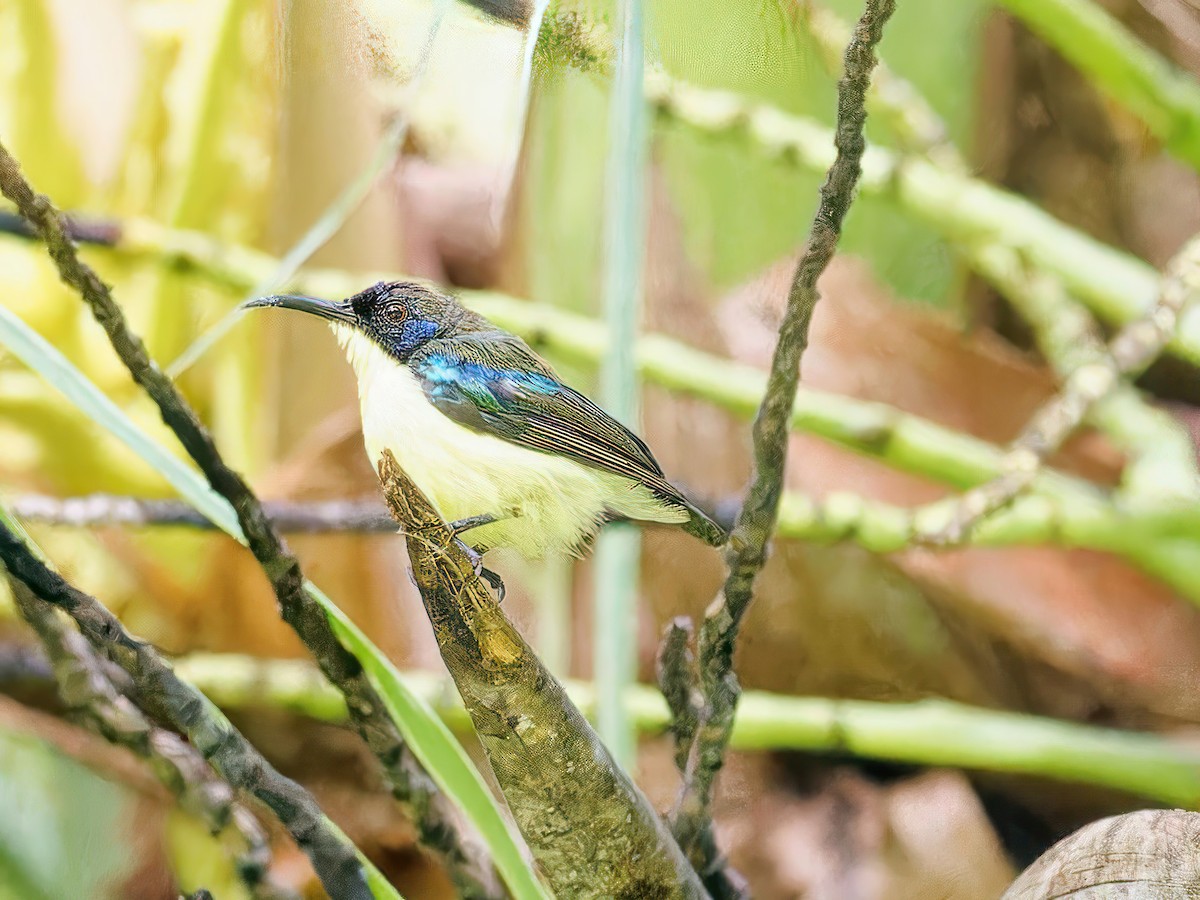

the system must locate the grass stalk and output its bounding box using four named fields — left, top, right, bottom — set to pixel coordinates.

left=593, top=0, right=648, bottom=772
